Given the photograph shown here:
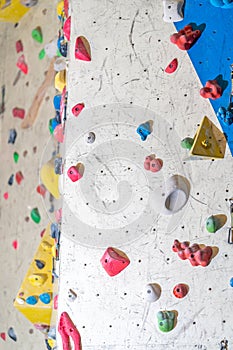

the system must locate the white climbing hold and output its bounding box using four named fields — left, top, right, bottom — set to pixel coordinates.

left=162, top=0, right=184, bottom=23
